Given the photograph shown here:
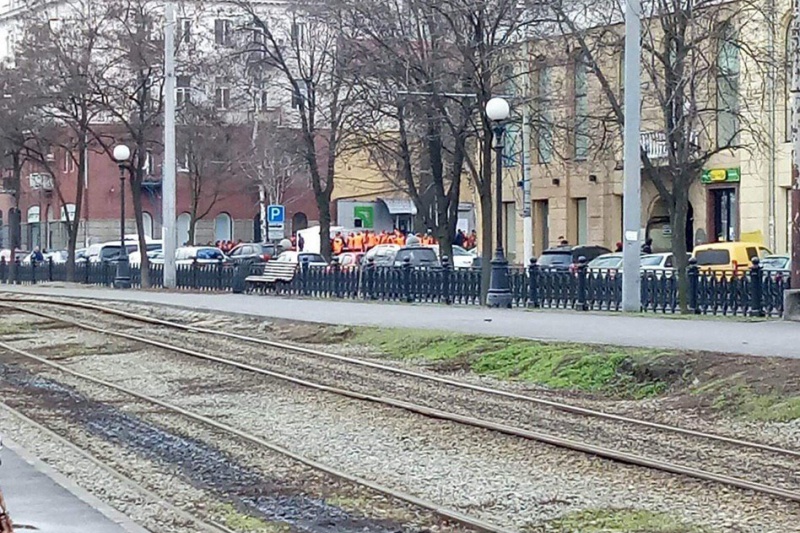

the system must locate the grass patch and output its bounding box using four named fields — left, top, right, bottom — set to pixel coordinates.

left=351, top=328, right=680, bottom=399
left=709, top=384, right=800, bottom=422
left=540, top=508, right=710, bottom=533
left=215, top=503, right=290, bottom=532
